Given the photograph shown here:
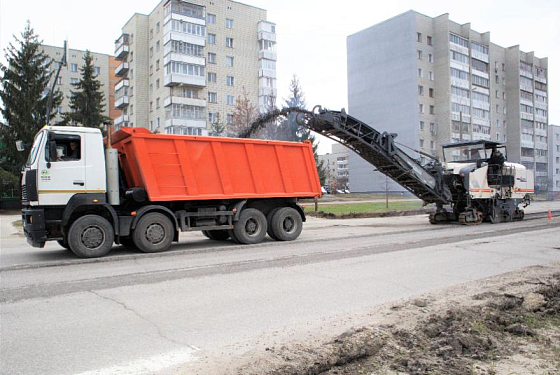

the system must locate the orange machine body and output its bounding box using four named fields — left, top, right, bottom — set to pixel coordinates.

left=111, top=127, right=322, bottom=202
